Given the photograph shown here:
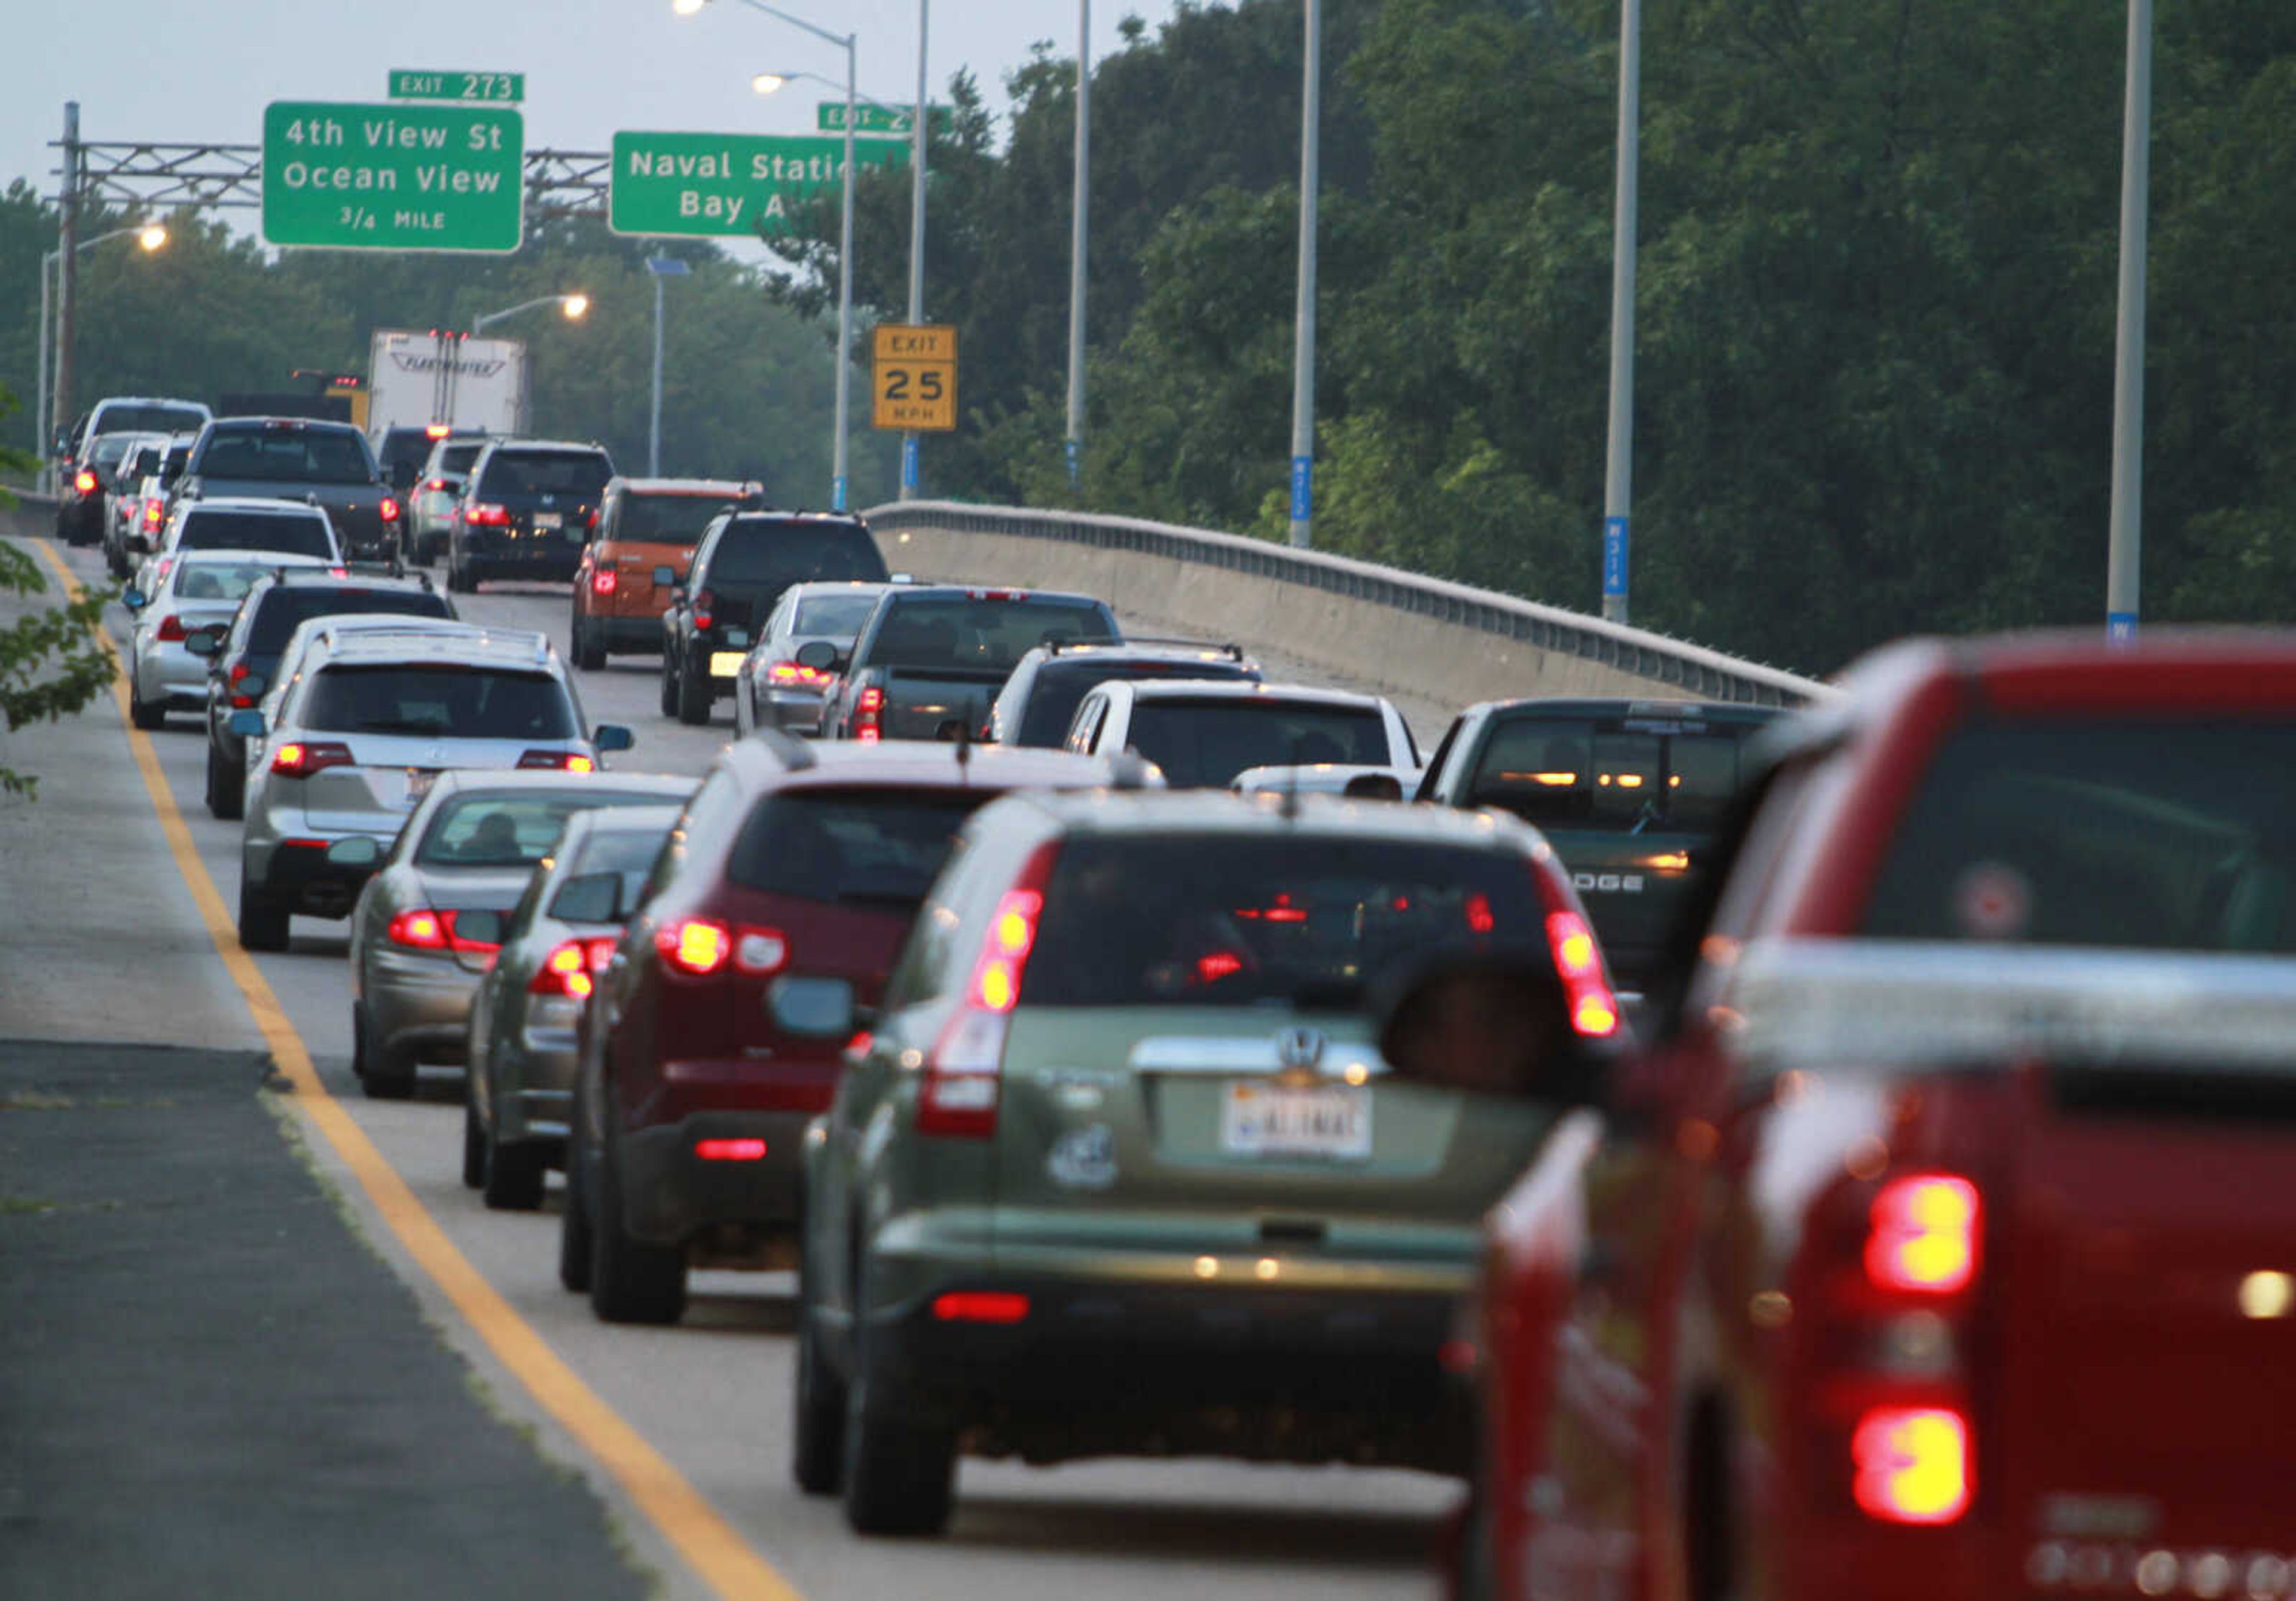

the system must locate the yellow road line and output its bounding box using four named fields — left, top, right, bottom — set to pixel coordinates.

left=31, top=539, right=805, bottom=1601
